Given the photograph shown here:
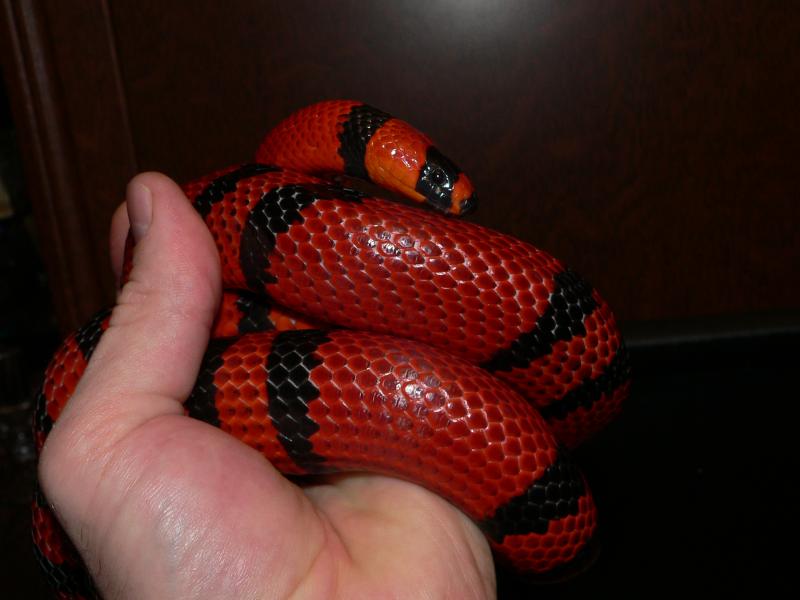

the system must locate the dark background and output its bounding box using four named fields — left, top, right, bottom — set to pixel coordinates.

left=1, top=1, right=798, bottom=597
